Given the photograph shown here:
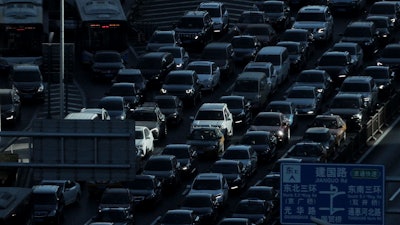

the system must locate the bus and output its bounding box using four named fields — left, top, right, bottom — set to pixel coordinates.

left=0, top=0, right=45, bottom=57
left=74, top=0, right=129, bottom=64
